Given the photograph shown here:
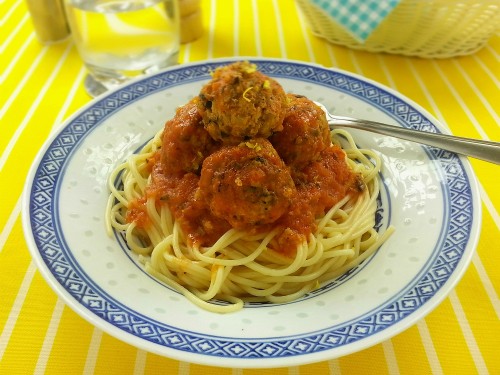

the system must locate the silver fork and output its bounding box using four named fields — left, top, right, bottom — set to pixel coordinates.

left=315, top=102, right=500, bottom=165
